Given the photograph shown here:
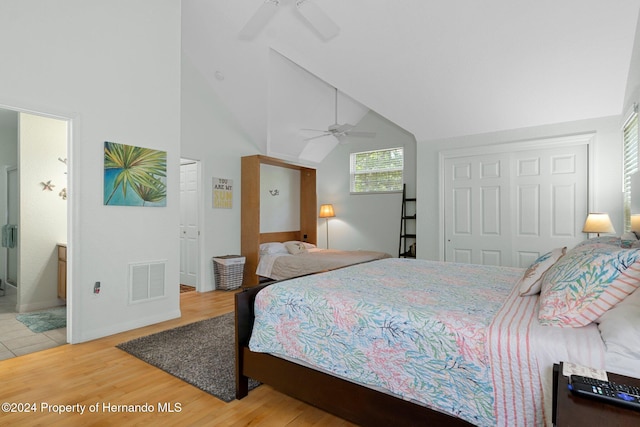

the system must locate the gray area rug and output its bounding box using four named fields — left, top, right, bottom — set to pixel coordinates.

left=116, top=312, right=259, bottom=402
left=16, top=306, right=66, bottom=333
